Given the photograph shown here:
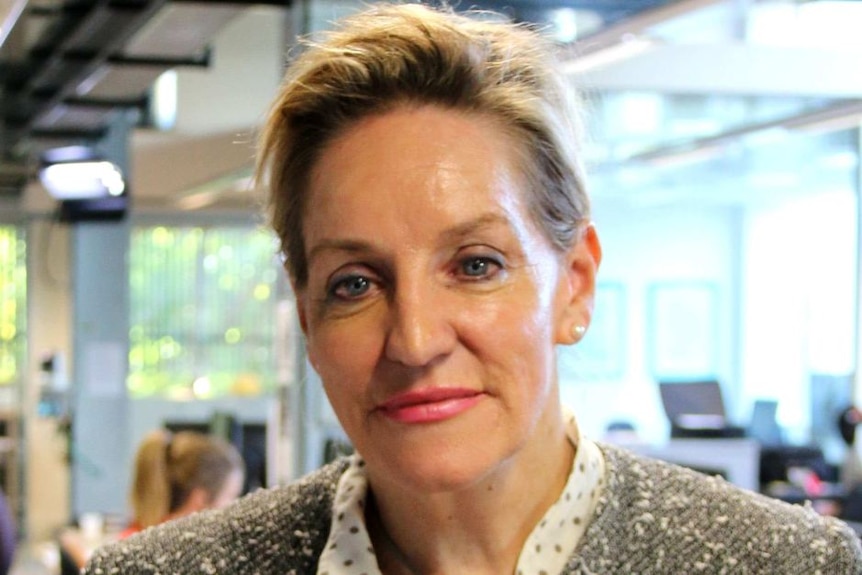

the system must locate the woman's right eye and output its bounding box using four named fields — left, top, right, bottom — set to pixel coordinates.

left=328, top=274, right=373, bottom=300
